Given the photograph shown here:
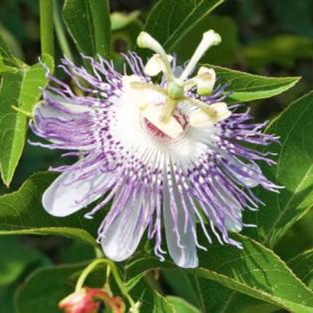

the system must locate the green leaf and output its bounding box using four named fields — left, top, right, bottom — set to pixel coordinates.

left=153, top=294, right=201, bottom=313
left=153, top=292, right=176, bottom=313
left=15, top=264, right=85, bottom=313
left=210, top=91, right=313, bottom=310
left=144, top=0, right=223, bottom=52
left=0, top=237, right=50, bottom=313
left=162, top=271, right=276, bottom=313
left=0, top=57, right=18, bottom=73
left=63, top=0, right=111, bottom=57
left=0, top=281, right=21, bottom=313
left=0, top=172, right=98, bottom=246
left=0, top=33, right=13, bottom=59
left=201, top=91, right=313, bottom=313
left=0, top=55, right=54, bottom=186
left=129, top=278, right=200, bottom=313
left=246, top=91, right=313, bottom=247
left=197, top=281, right=279, bottom=313
left=0, top=32, right=23, bottom=69
left=162, top=271, right=206, bottom=311
left=126, top=234, right=313, bottom=313
left=167, top=297, right=201, bottom=313
left=0, top=237, right=48, bottom=286
left=208, top=65, right=300, bottom=102
left=289, top=249, right=313, bottom=290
